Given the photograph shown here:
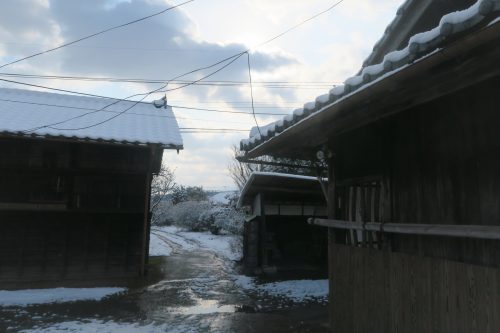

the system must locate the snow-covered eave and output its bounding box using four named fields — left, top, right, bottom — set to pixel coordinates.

left=237, top=171, right=323, bottom=208
left=240, top=0, right=500, bottom=156
left=361, top=0, right=437, bottom=68
left=0, top=131, right=184, bottom=150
